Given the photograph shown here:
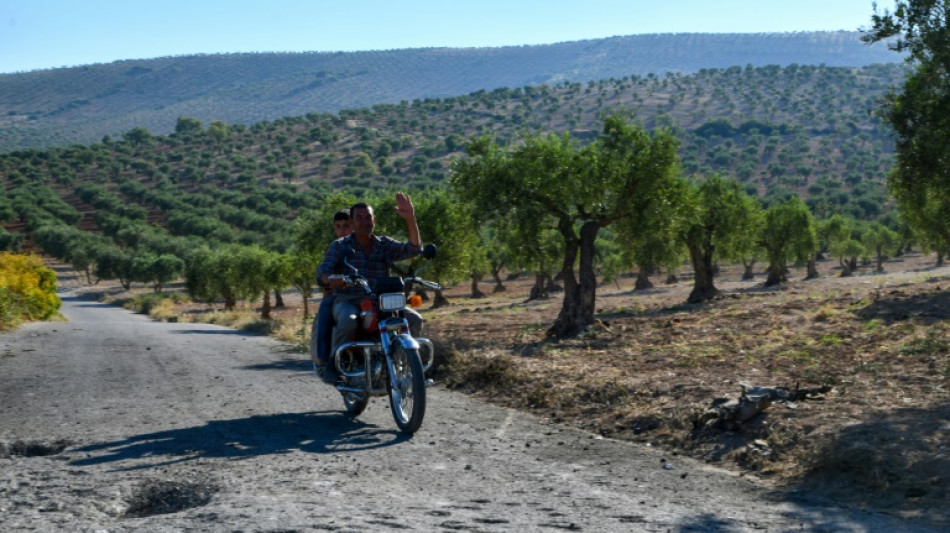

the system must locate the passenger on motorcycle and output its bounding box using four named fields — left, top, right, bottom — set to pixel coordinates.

left=316, top=192, right=425, bottom=381
left=311, top=208, right=351, bottom=383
